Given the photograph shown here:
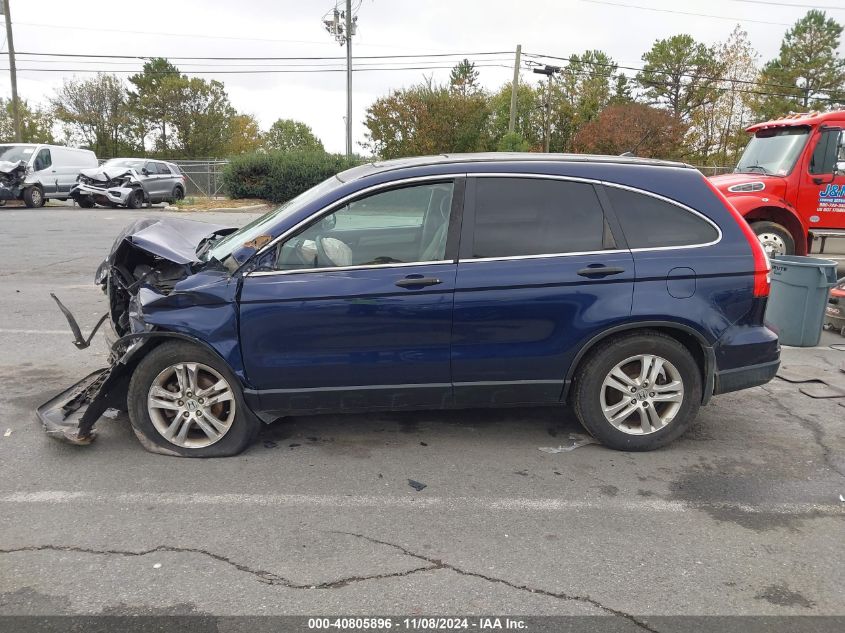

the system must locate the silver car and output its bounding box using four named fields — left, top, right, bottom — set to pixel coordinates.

left=70, top=158, right=186, bottom=209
